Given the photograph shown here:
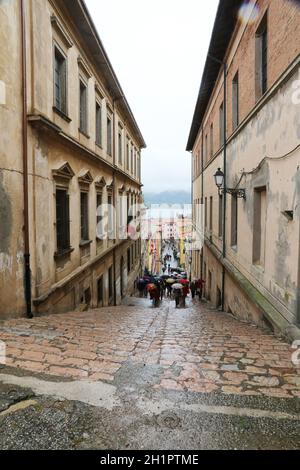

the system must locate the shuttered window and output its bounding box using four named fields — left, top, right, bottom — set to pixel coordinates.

left=107, top=116, right=112, bottom=156
left=54, top=47, right=67, bottom=114
left=79, top=80, right=87, bottom=133
left=96, top=103, right=102, bottom=146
